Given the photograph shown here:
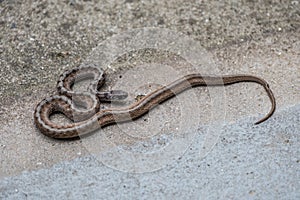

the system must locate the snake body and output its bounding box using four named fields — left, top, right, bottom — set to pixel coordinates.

left=34, top=67, right=276, bottom=139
